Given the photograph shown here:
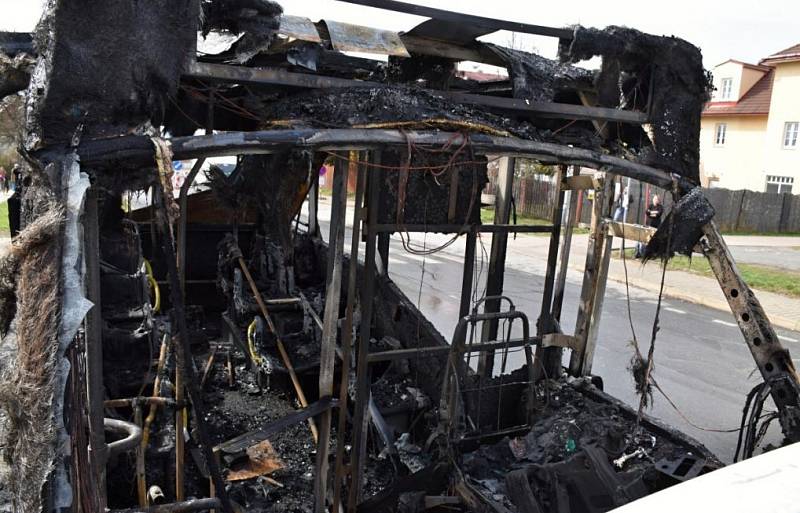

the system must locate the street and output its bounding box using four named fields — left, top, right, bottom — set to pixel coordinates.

left=315, top=198, right=800, bottom=462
